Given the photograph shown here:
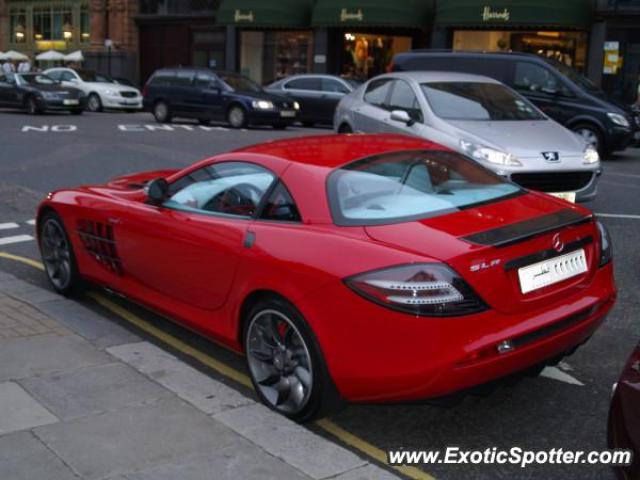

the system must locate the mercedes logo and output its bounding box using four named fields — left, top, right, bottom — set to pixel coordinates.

left=552, top=233, right=564, bottom=253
